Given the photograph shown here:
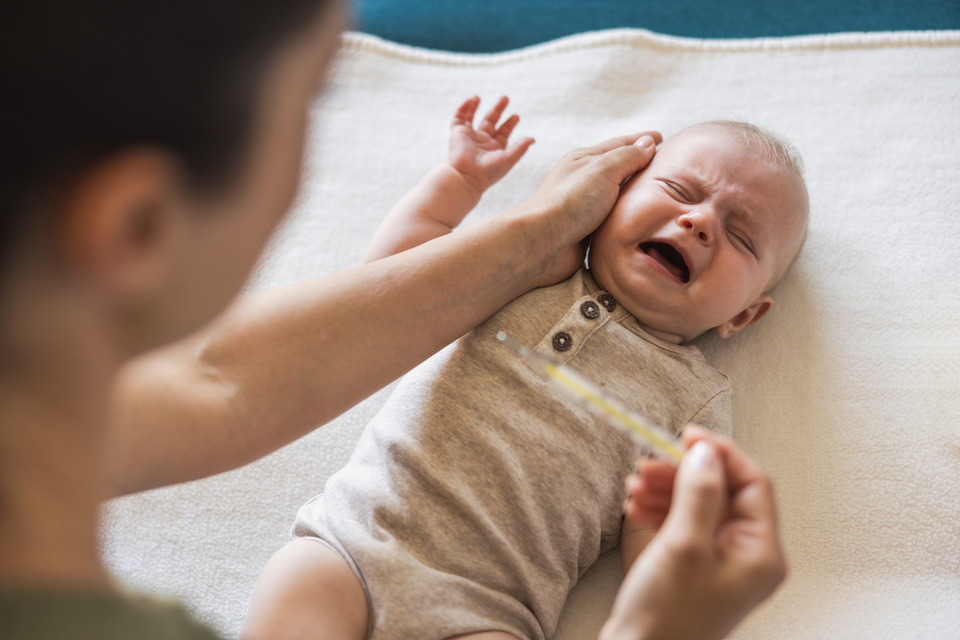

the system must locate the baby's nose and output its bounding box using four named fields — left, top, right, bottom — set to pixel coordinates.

left=679, top=211, right=715, bottom=243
